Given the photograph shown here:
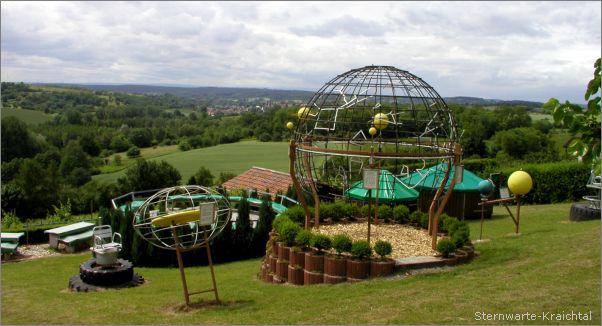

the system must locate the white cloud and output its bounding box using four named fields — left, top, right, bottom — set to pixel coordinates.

left=1, top=1, right=600, bottom=102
